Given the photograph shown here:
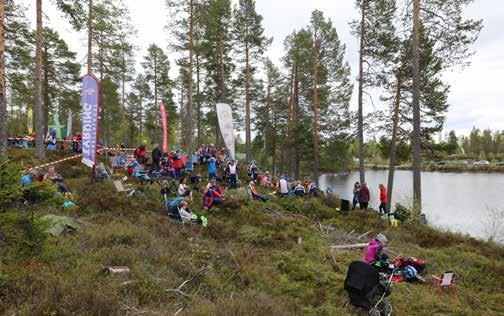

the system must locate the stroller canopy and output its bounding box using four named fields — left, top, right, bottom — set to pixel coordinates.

left=344, top=261, right=381, bottom=310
